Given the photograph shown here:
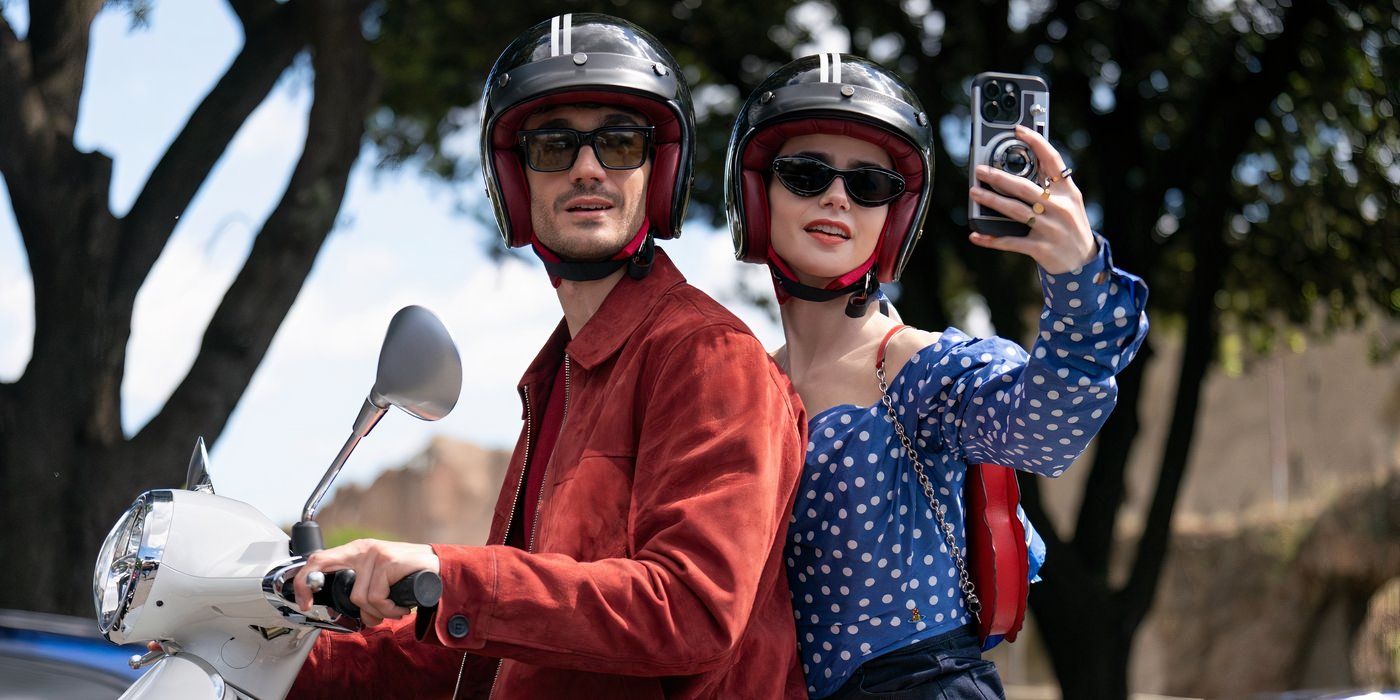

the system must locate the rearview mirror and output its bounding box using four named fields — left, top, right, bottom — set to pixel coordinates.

left=370, top=305, right=463, bottom=421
